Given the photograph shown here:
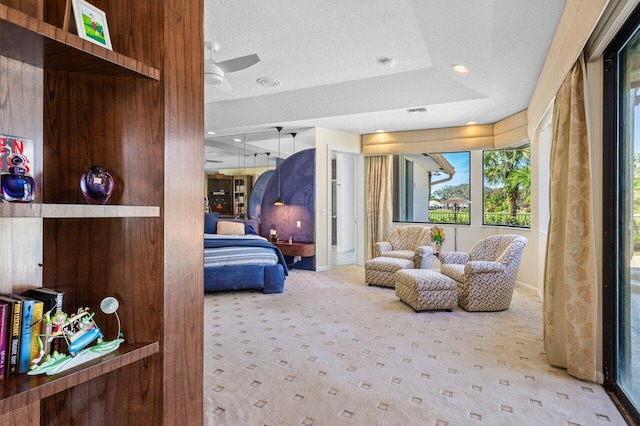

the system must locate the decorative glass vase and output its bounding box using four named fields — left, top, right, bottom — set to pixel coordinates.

left=80, top=165, right=115, bottom=205
left=1, top=165, right=35, bottom=203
